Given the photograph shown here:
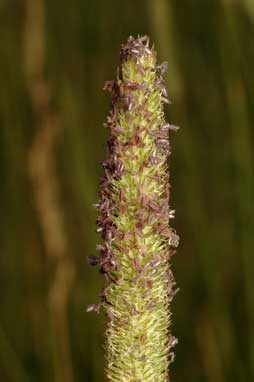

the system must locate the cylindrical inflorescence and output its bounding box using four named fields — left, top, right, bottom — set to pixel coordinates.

left=88, top=35, right=179, bottom=382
